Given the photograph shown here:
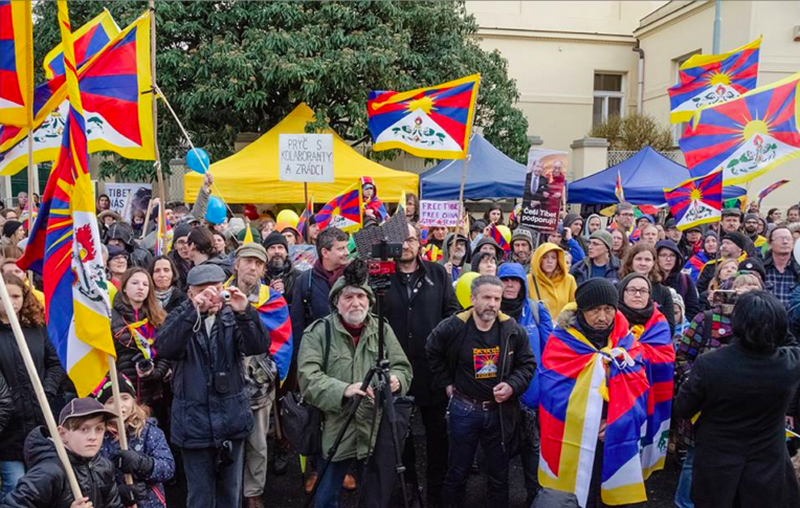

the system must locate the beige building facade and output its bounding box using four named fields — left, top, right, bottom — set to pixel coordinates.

left=468, top=0, right=800, bottom=211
